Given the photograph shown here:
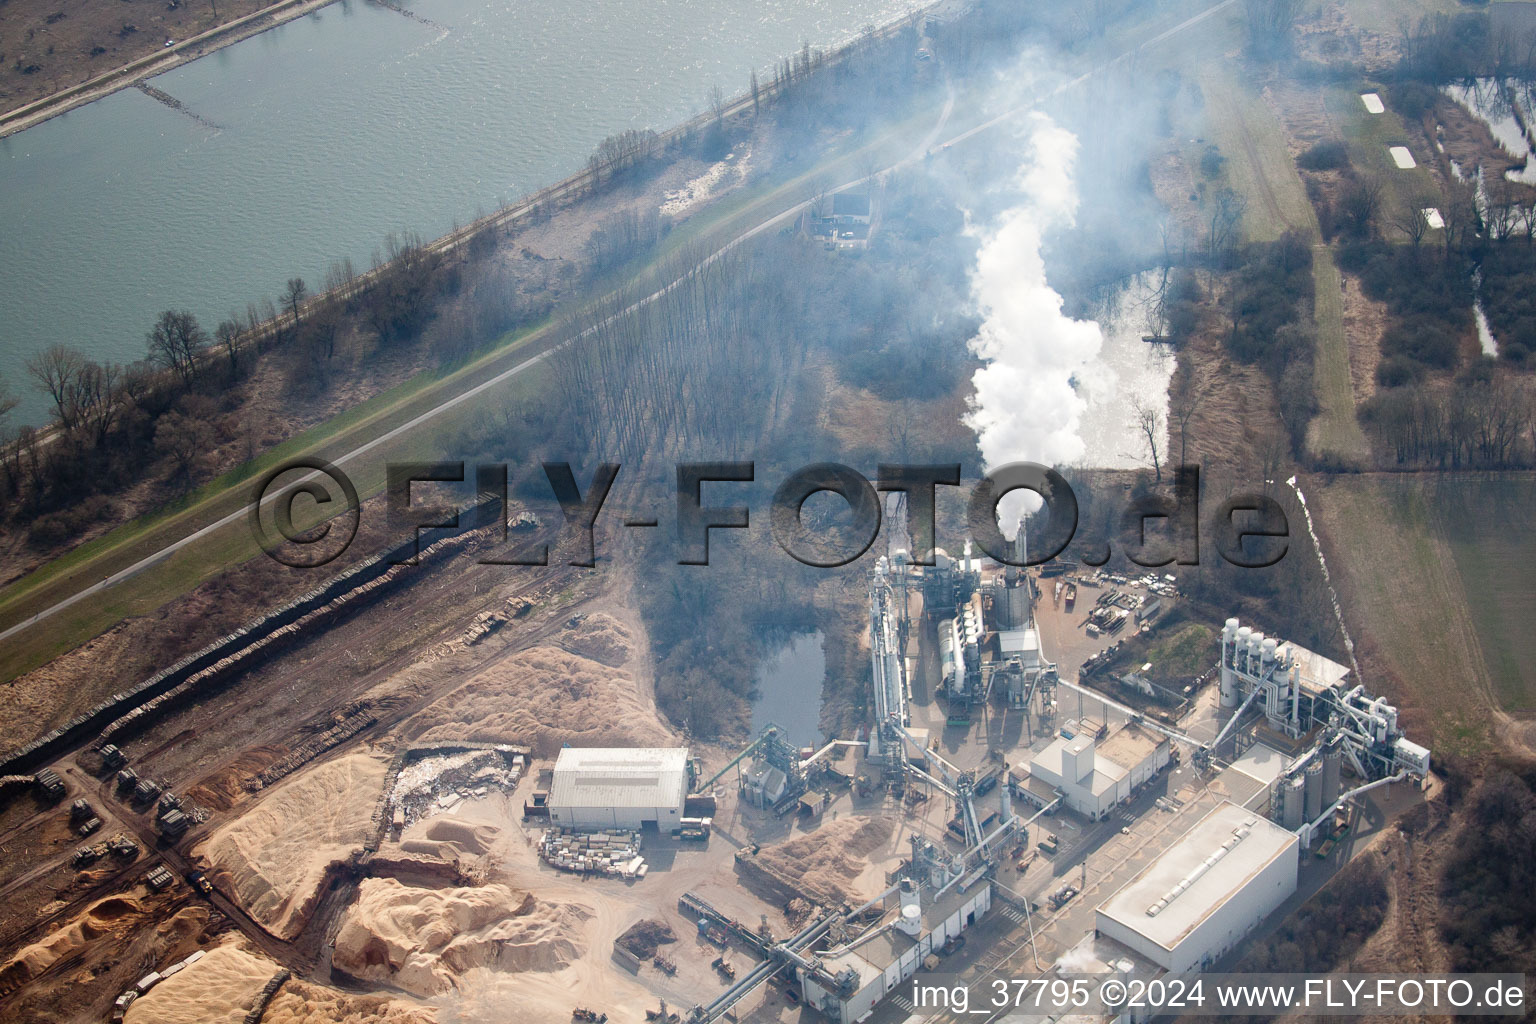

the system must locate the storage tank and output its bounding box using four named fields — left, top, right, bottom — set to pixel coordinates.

left=997, top=583, right=1030, bottom=629
left=1282, top=776, right=1305, bottom=830
left=1322, top=741, right=1343, bottom=807
left=1304, top=760, right=1324, bottom=822
left=1261, top=637, right=1278, bottom=673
